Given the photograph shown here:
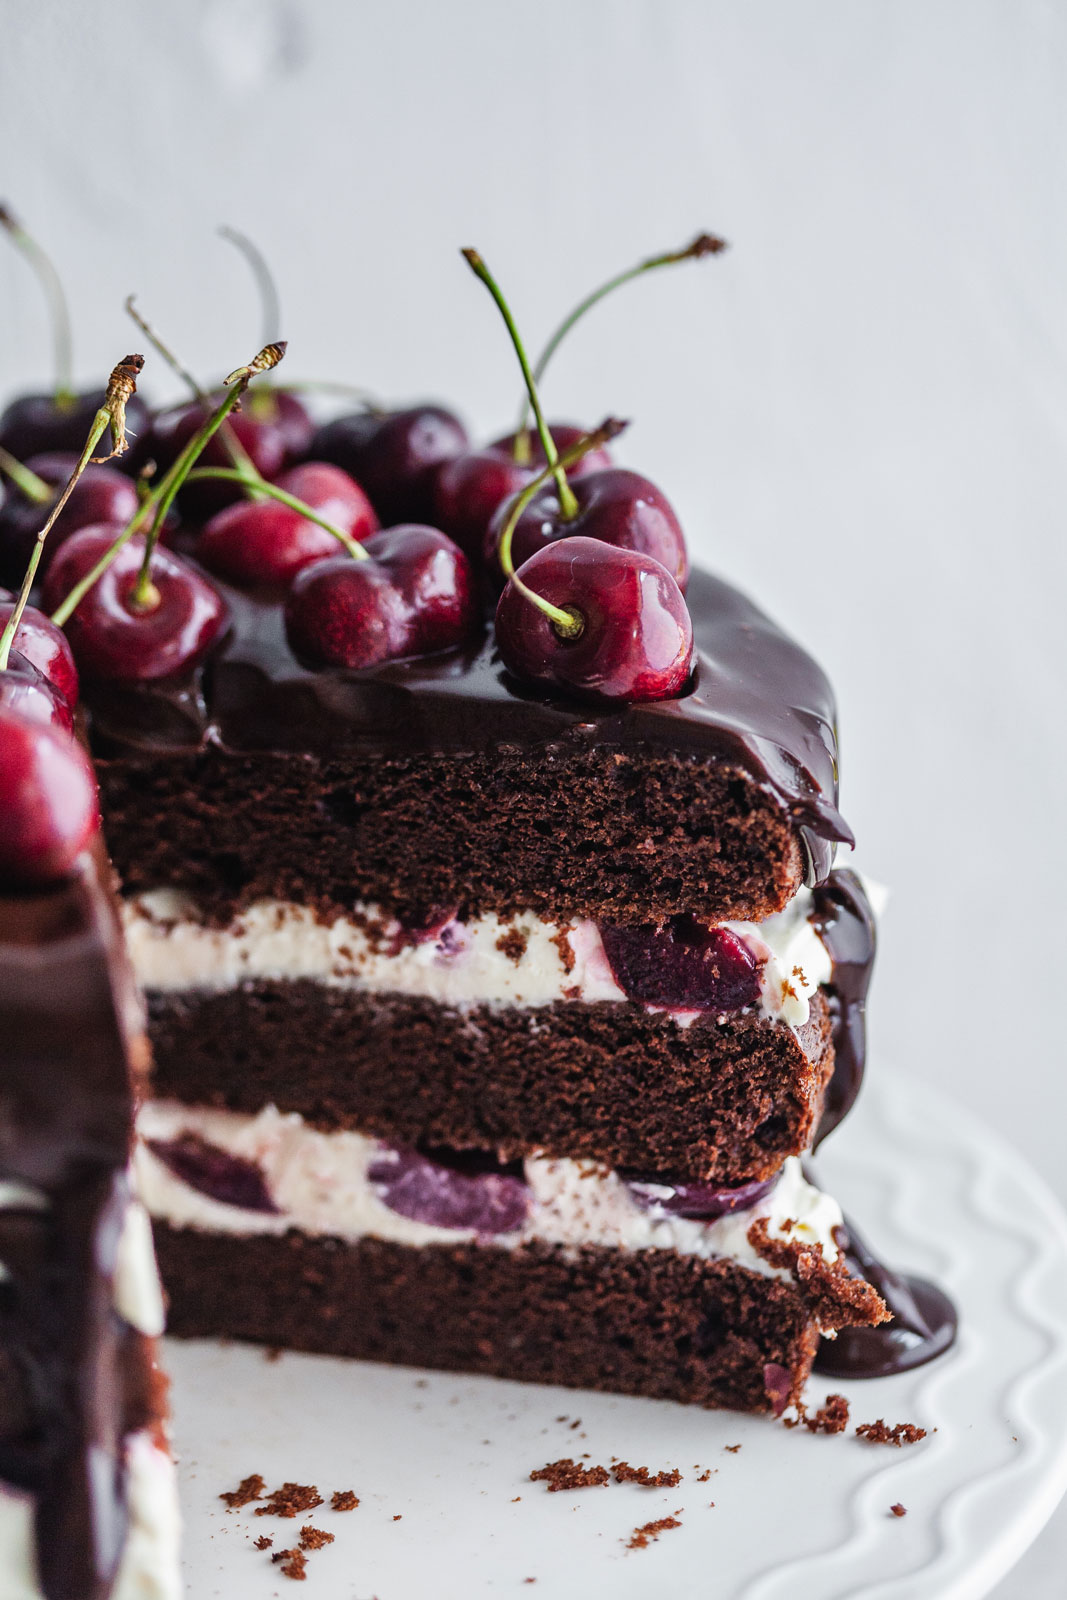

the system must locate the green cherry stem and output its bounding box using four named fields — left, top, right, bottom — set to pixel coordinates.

left=185, top=467, right=369, bottom=561
left=218, top=225, right=282, bottom=347
left=496, top=416, right=628, bottom=640
left=51, top=343, right=287, bottom=627
left=514, top=232, right=728, bottom=447
left=128, top=341, right=287, bottom=610
left=0, top=203, right=75, bottom=407
left=124, top=294, right=265, bottom=491
left=461, top=247, right=578, bottom=516
left=0, top=353, right=144, bottom=669
left=0, top=445, right=52, bottom=504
